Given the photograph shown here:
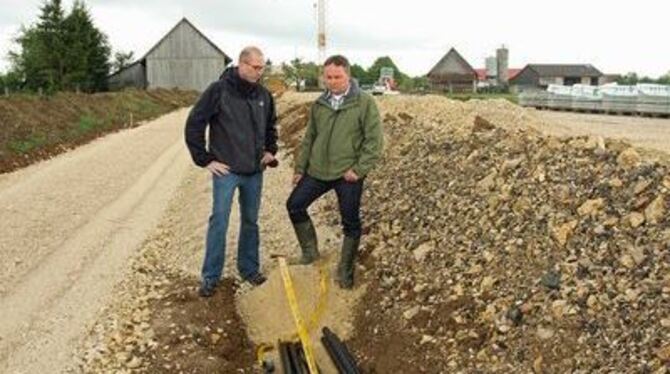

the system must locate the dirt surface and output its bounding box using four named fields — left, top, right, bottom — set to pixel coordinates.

left=72, top=94, right=360, bottom=373
left=2, top=92, right=669, bottom=373
left=536, top=110, right=670, bottom=156
left=0, top=108, right=192, bottom=373
left=278, top=93, right=670, bottom=373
